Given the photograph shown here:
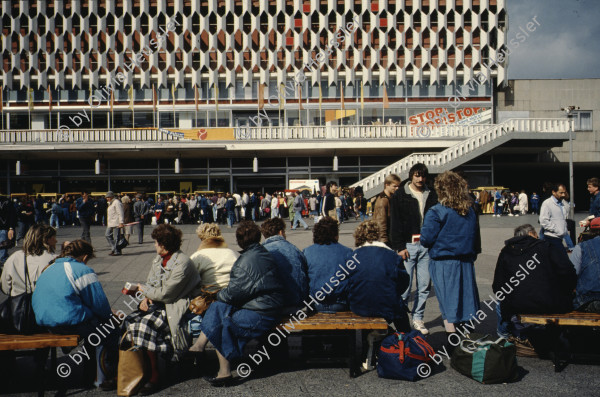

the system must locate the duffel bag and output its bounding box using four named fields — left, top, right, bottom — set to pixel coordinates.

left=377, top=330, right=435, bottom=381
